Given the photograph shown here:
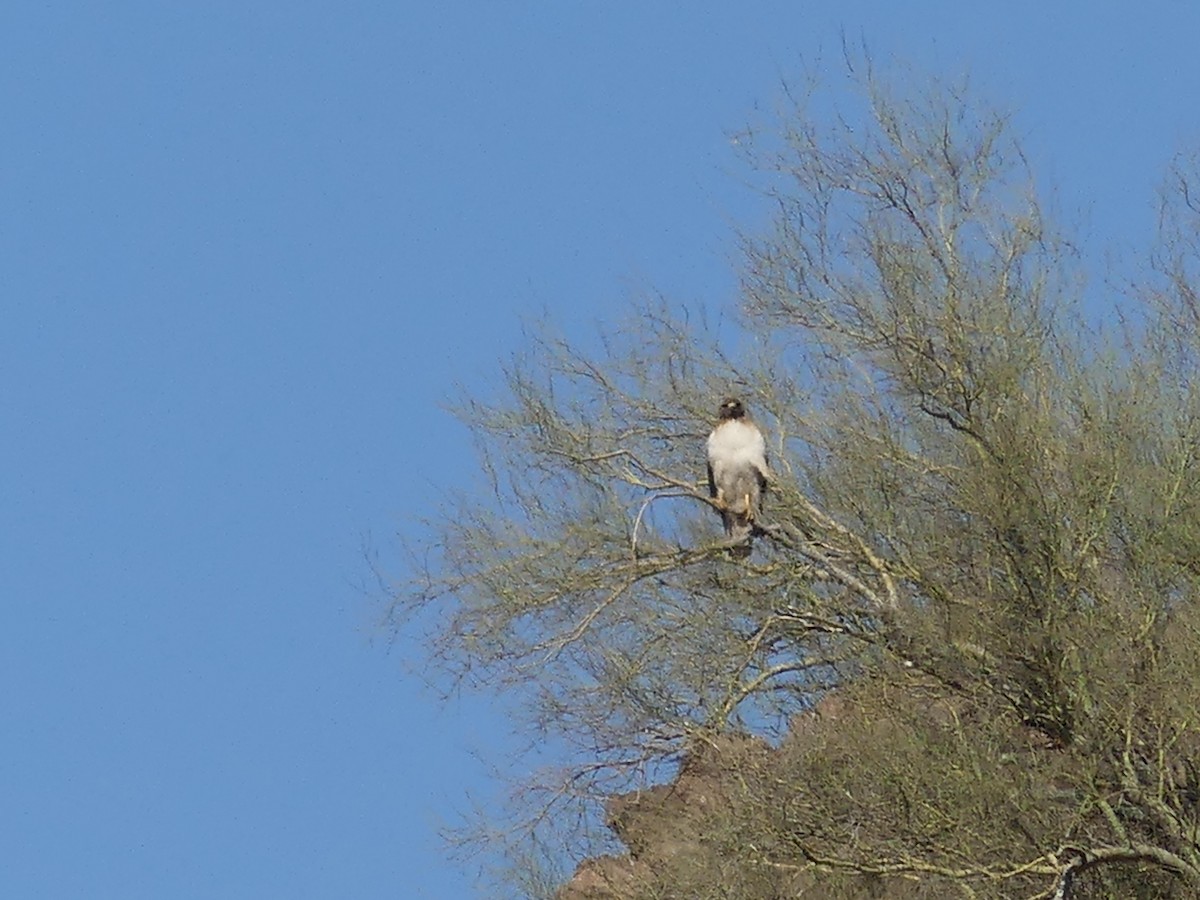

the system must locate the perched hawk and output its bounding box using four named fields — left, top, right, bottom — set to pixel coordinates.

left=706, top=398, right=769, bottom=556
